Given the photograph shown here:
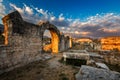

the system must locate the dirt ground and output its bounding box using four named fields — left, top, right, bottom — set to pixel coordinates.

left=0, top=53, right=79, bottom=80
